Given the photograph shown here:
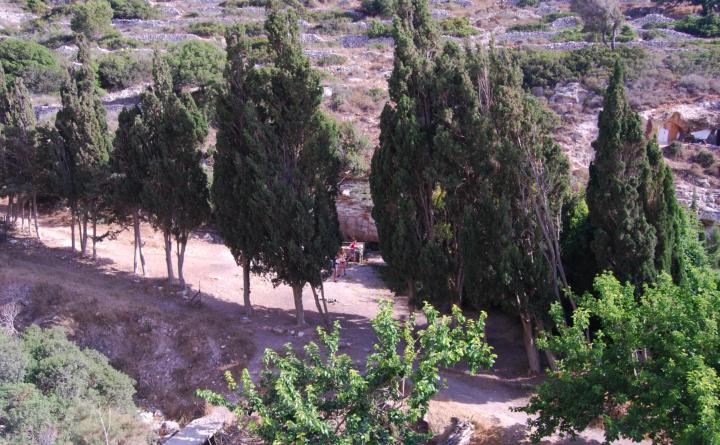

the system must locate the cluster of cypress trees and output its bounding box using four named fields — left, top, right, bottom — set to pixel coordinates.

left=370, top=0, right=570, bottom=373
left=213, top=9, right=341, bottom=325
left=370, top=0, right=705, bottom=373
